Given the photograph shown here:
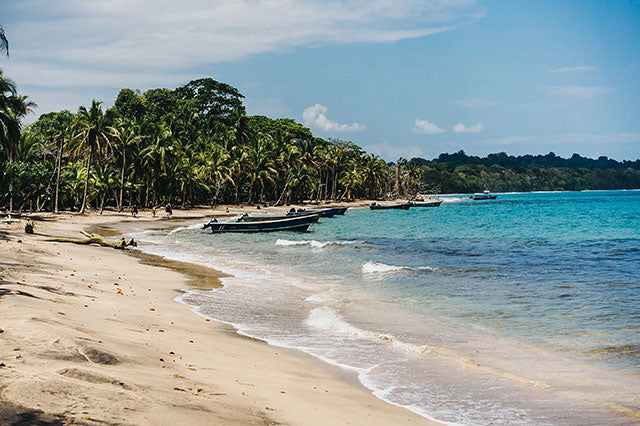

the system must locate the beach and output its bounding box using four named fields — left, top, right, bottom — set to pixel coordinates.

left=0, top=207, right=436, bottom=425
